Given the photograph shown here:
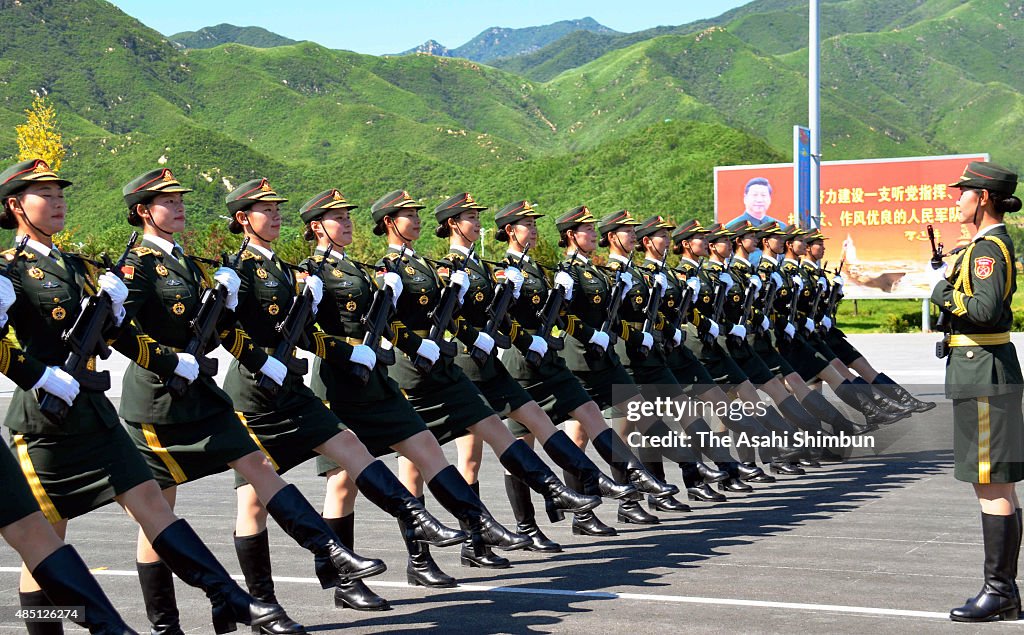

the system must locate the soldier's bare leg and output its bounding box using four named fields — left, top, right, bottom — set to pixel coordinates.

left=18, top=518, right=67, bottom=593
